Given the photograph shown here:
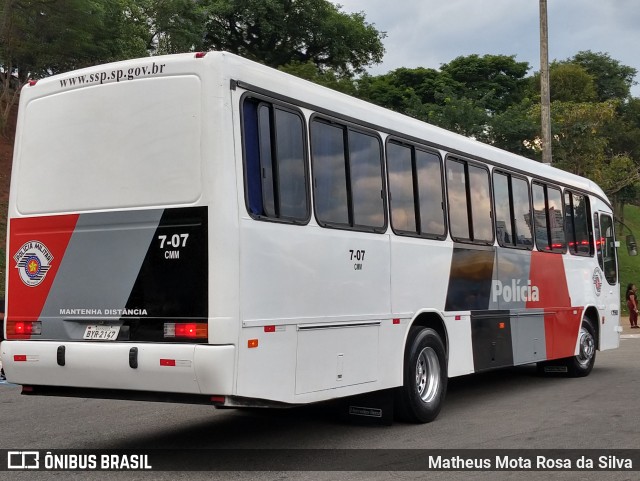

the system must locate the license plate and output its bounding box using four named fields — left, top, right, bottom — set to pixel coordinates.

left=83, top=325, right=120, bottom=341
